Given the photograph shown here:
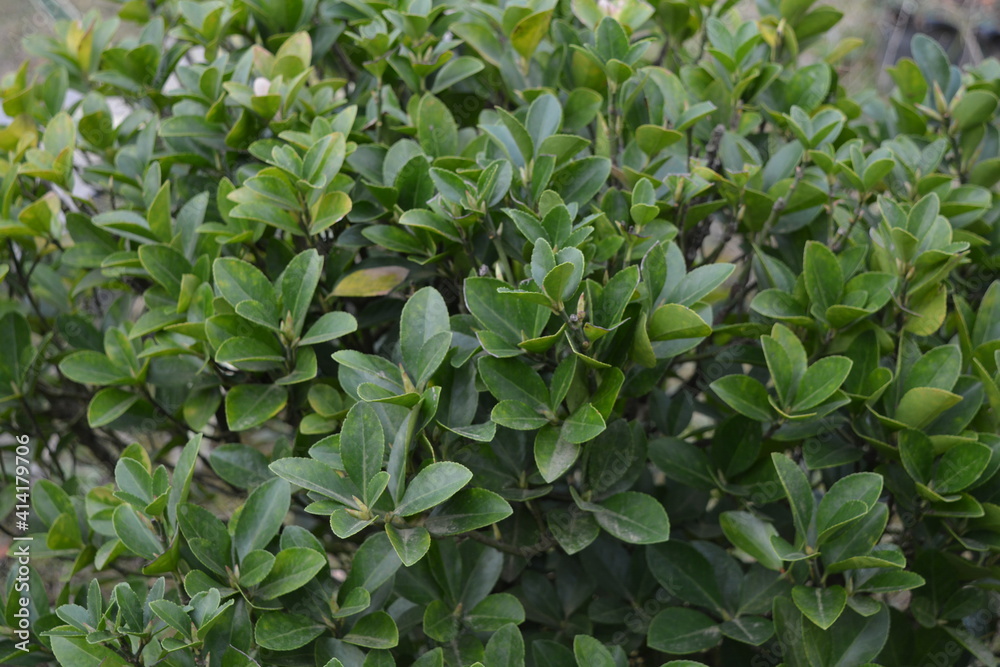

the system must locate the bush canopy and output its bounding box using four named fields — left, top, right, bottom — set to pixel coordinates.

left=1, top=0, right=1000, bottom=665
